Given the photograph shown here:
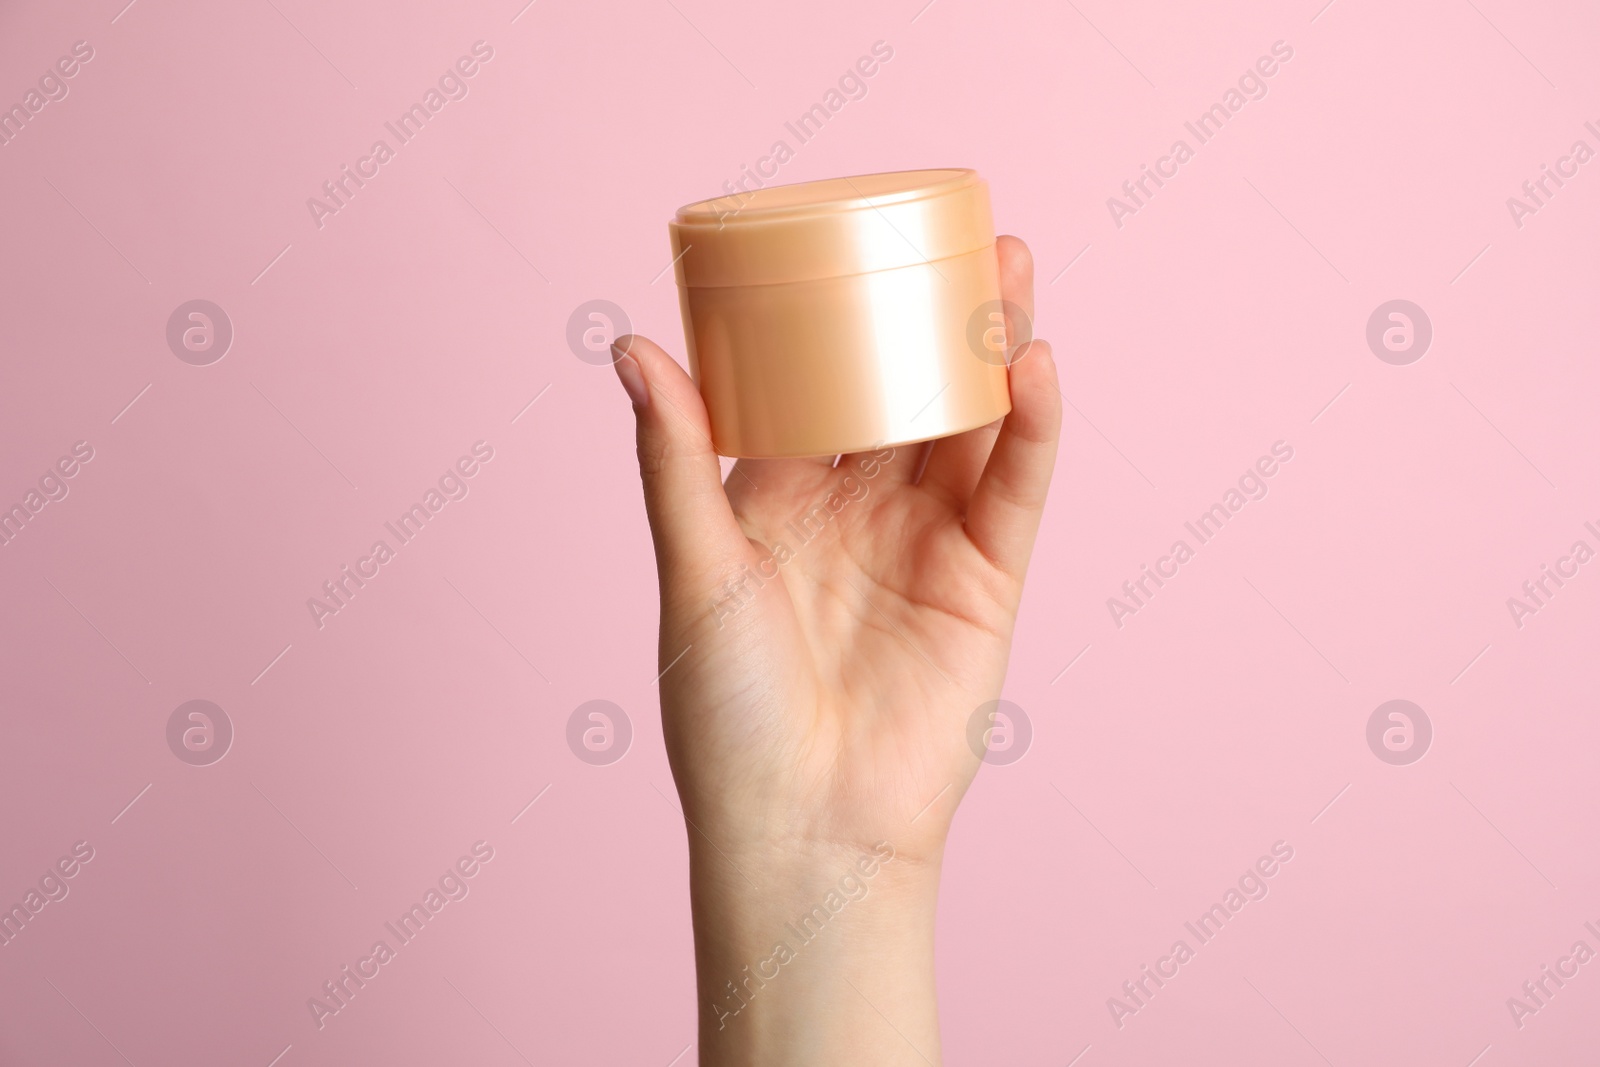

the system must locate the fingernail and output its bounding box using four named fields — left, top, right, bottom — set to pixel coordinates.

left=612, top=346, right=649, bottom=407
